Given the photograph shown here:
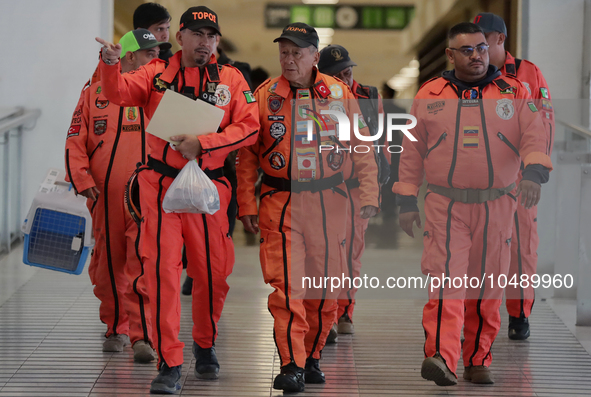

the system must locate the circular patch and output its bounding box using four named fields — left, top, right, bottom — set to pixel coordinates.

left=270, top=122, right=286, bottom=139
left=215, top=84, right=231, bottom=106
left=329, top=84, right=343, bottom=99
left=496, top=98, right=515, bottom=120
left=523, top=82, right=532, bottom=96
left=327, top=149, right=344, bottom=171
left=95, top=98, right=109, bottom=109
left=269, top=152, right=286, bottom=170
left=328, top=101, right=346, bottom=122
